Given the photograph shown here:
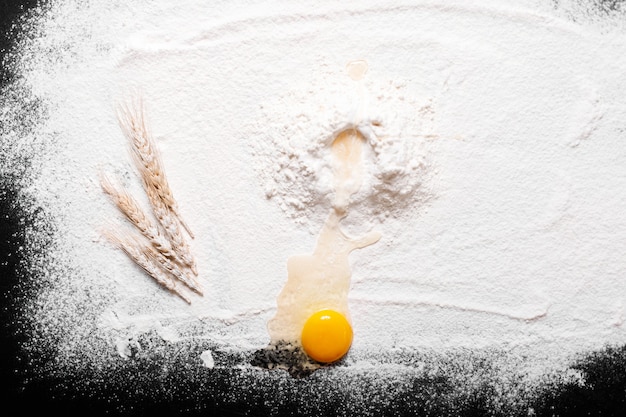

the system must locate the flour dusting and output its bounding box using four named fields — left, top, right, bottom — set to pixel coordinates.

left=2, top=0, right=626, bottom=413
